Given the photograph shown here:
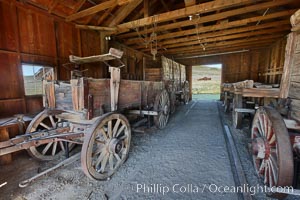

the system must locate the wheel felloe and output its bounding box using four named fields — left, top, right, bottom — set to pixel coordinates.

left=251, top=106, right=293, bottom=199
left=81, top=113, right=131, bottom=180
